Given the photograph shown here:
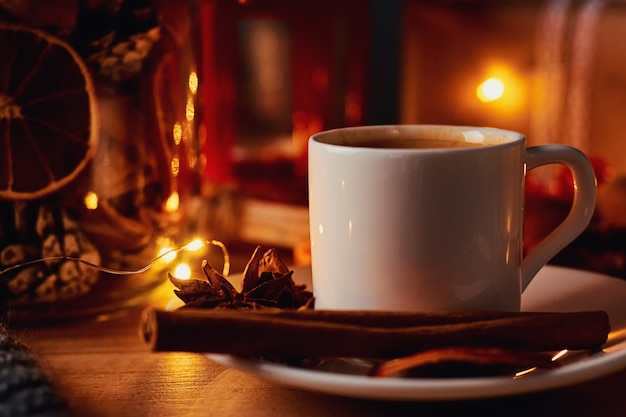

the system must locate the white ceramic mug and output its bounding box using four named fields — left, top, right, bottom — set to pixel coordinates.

left=308, top=125, right=596, bottom=311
